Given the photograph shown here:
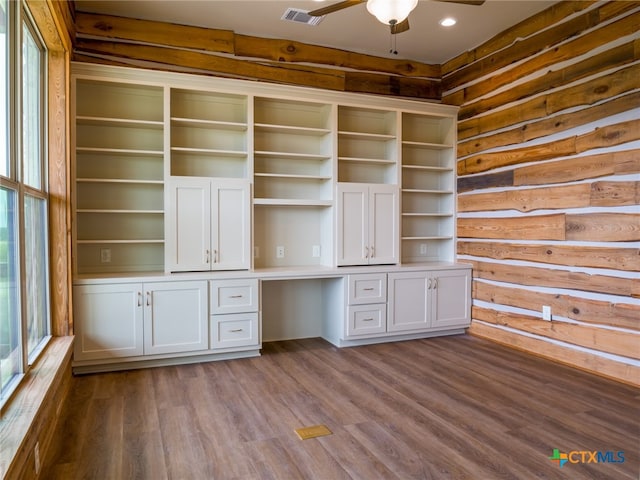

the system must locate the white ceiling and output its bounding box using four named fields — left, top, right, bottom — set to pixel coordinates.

left=74, top=0, right=558, bottom=64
